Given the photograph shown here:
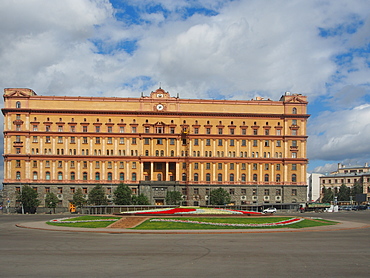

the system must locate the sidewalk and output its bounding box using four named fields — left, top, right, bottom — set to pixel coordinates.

left=15, top=218, right=370, bottom=234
